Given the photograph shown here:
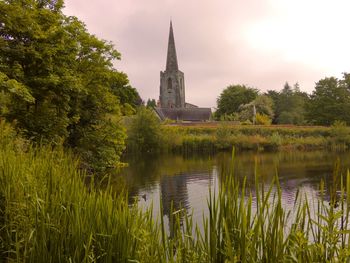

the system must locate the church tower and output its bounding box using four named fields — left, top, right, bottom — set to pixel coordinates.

left=159, top=21, right=185, bottom=108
